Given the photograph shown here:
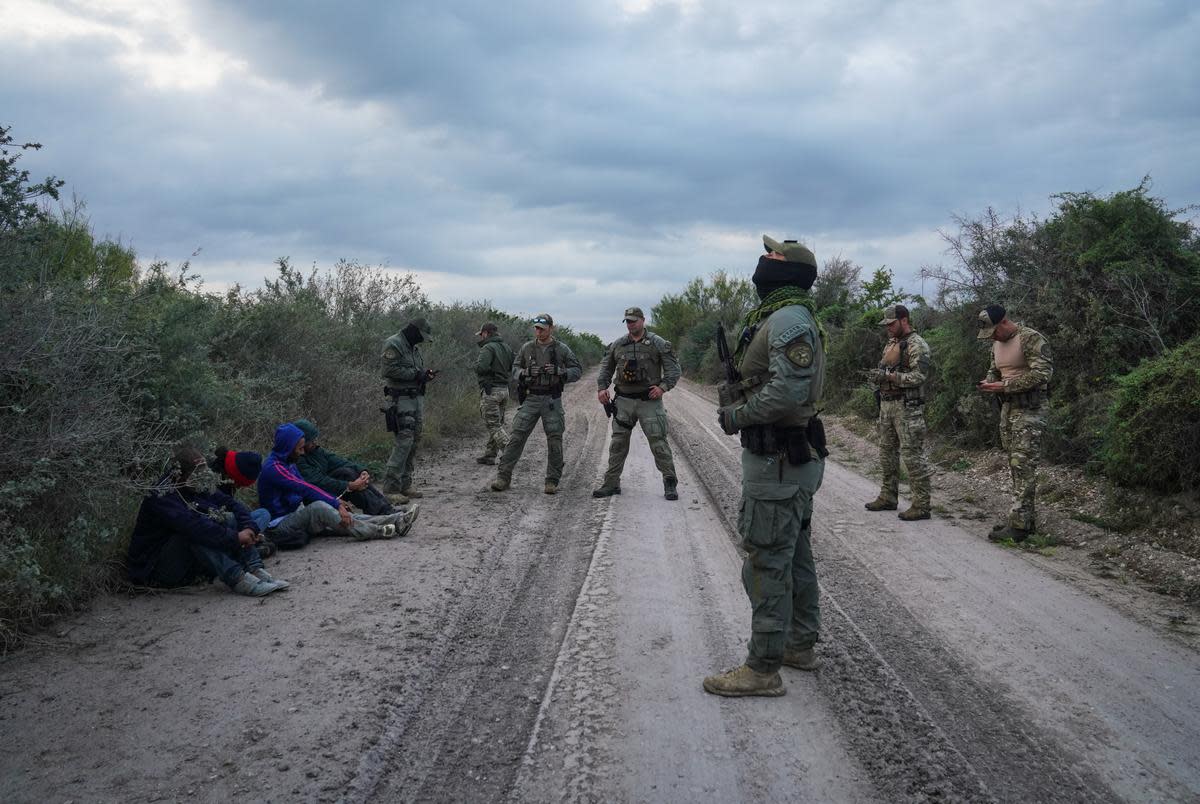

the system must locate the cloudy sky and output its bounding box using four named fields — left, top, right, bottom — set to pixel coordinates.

left=2, top=0, right=1197, bottom=339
